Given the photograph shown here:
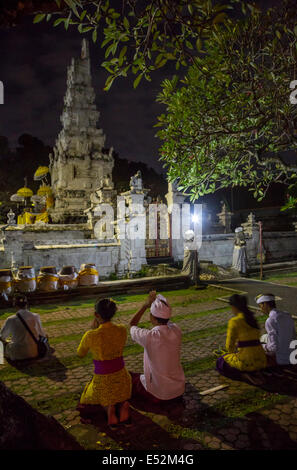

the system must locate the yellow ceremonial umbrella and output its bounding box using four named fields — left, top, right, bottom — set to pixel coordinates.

left=34, top=166, right=49, bottom=181
left=17, top=186, right=33, bottom=198
left=37, top=184, right=52, bottom=196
